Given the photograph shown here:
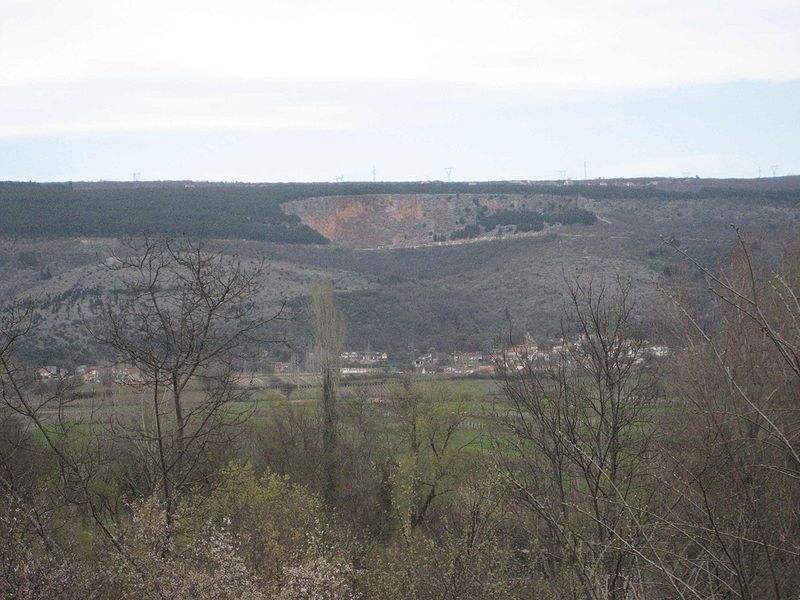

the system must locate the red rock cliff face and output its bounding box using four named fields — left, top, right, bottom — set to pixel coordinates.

left=283, top=193, right=584, bottom=248
left=284, top=194, right=462, bottom=247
